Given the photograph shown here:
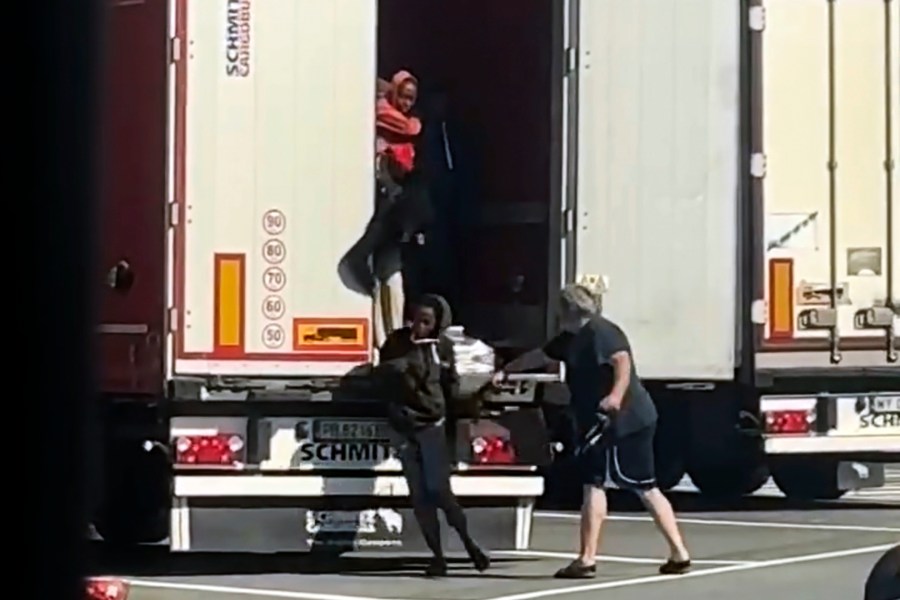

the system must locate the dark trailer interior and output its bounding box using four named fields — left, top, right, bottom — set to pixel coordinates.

left=378, top=0, right=566, bottom=351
